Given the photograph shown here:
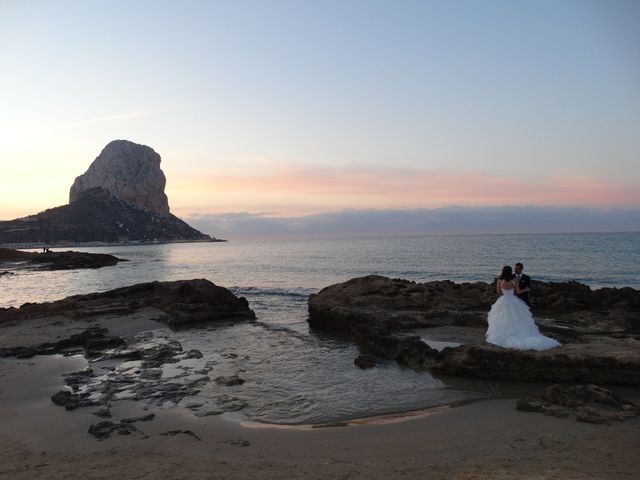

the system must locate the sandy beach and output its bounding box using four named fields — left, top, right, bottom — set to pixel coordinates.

left=1, top=313, right=639, bottom=480
left=1, top=356, right=639, bottom=480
